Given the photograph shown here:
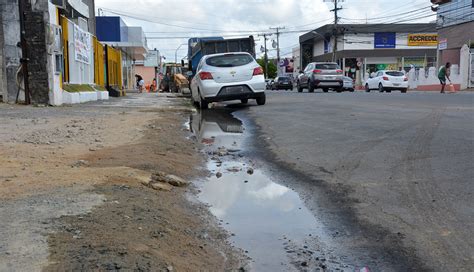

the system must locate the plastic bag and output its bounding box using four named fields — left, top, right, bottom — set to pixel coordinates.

left=447, top=83, right=456, bottom=93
